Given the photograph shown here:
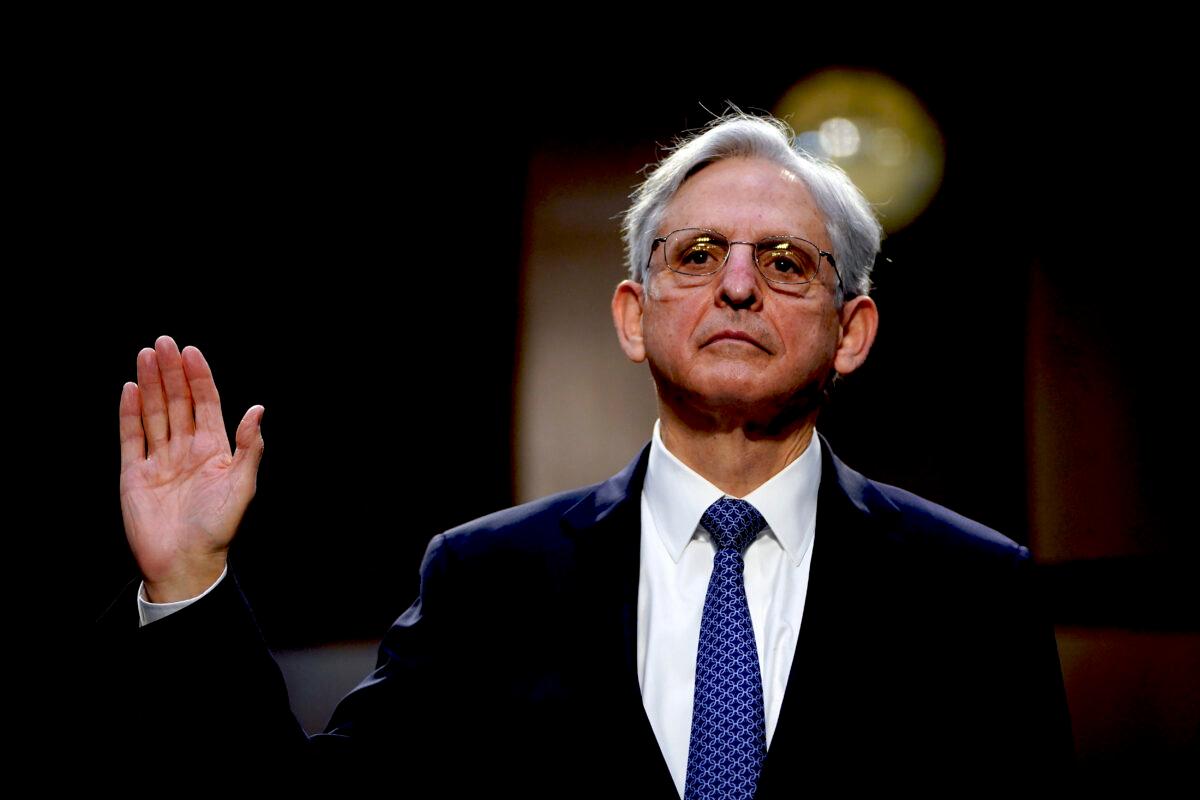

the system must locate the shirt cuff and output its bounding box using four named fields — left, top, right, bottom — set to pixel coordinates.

left=137, top=564, right=230, bottom=628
